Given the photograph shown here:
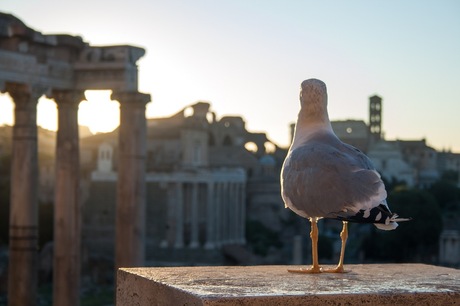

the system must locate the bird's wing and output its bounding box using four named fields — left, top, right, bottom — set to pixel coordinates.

left=281, top=135, right=387, bottom=219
